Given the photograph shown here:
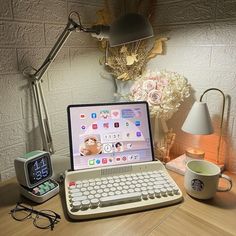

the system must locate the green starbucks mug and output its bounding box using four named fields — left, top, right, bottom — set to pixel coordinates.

left=184, top=160, right=232, bottom=199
